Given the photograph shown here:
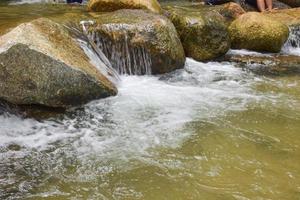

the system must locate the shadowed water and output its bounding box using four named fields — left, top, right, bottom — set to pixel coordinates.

left=1, top=2, right=300, bottom=200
